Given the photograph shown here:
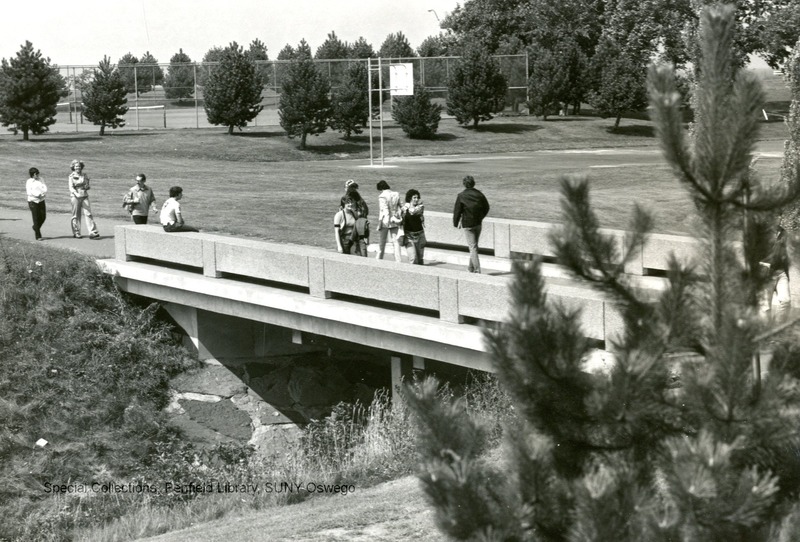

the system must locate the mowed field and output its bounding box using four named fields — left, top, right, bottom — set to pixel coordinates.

left=0, top=112, right=790, bottom=247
